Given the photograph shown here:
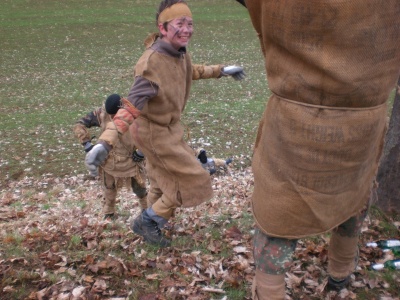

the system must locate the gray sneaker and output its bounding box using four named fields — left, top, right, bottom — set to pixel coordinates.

left=131, top=210, right=171, bottom=248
